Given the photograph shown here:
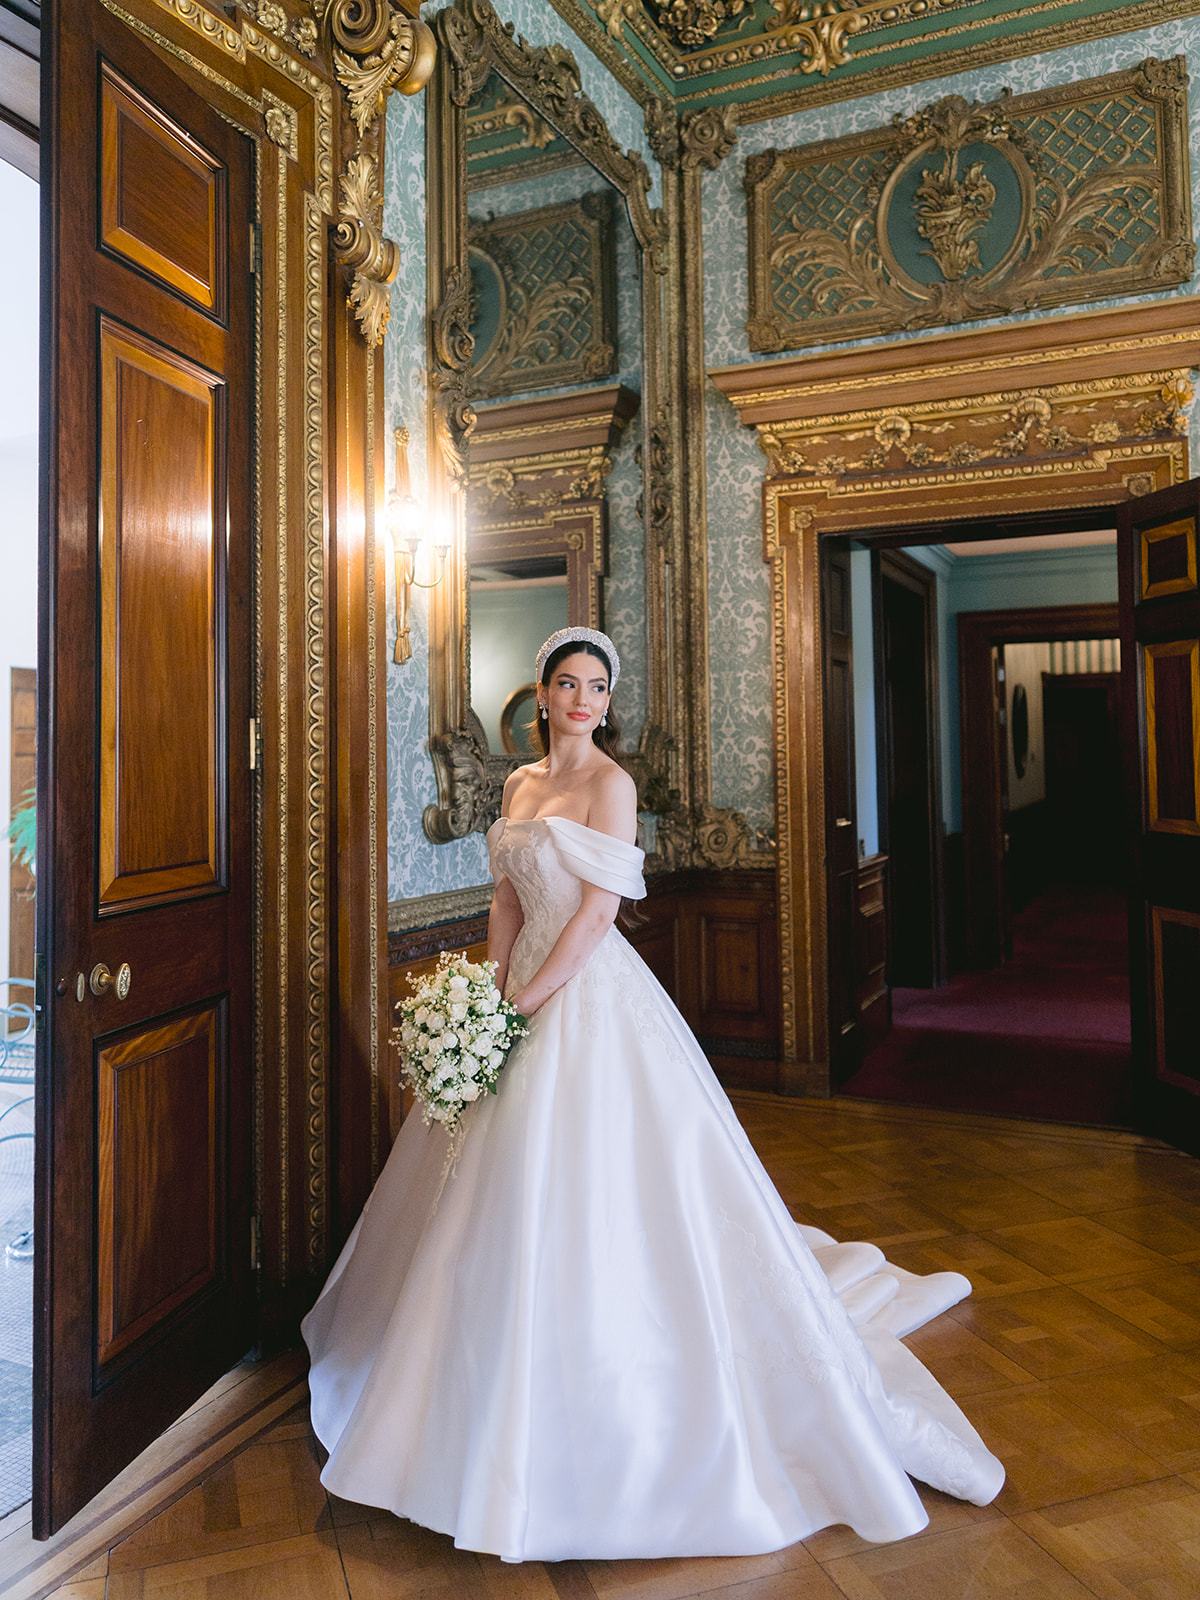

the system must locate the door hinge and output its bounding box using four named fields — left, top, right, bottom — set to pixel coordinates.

left=997, top=707, right=1007, bottom=726
left=250, top=223, right=262, bottom=277
left=249, top=717, right=262, bottom=773
left=250, top=1214, right=262, bottom=1272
